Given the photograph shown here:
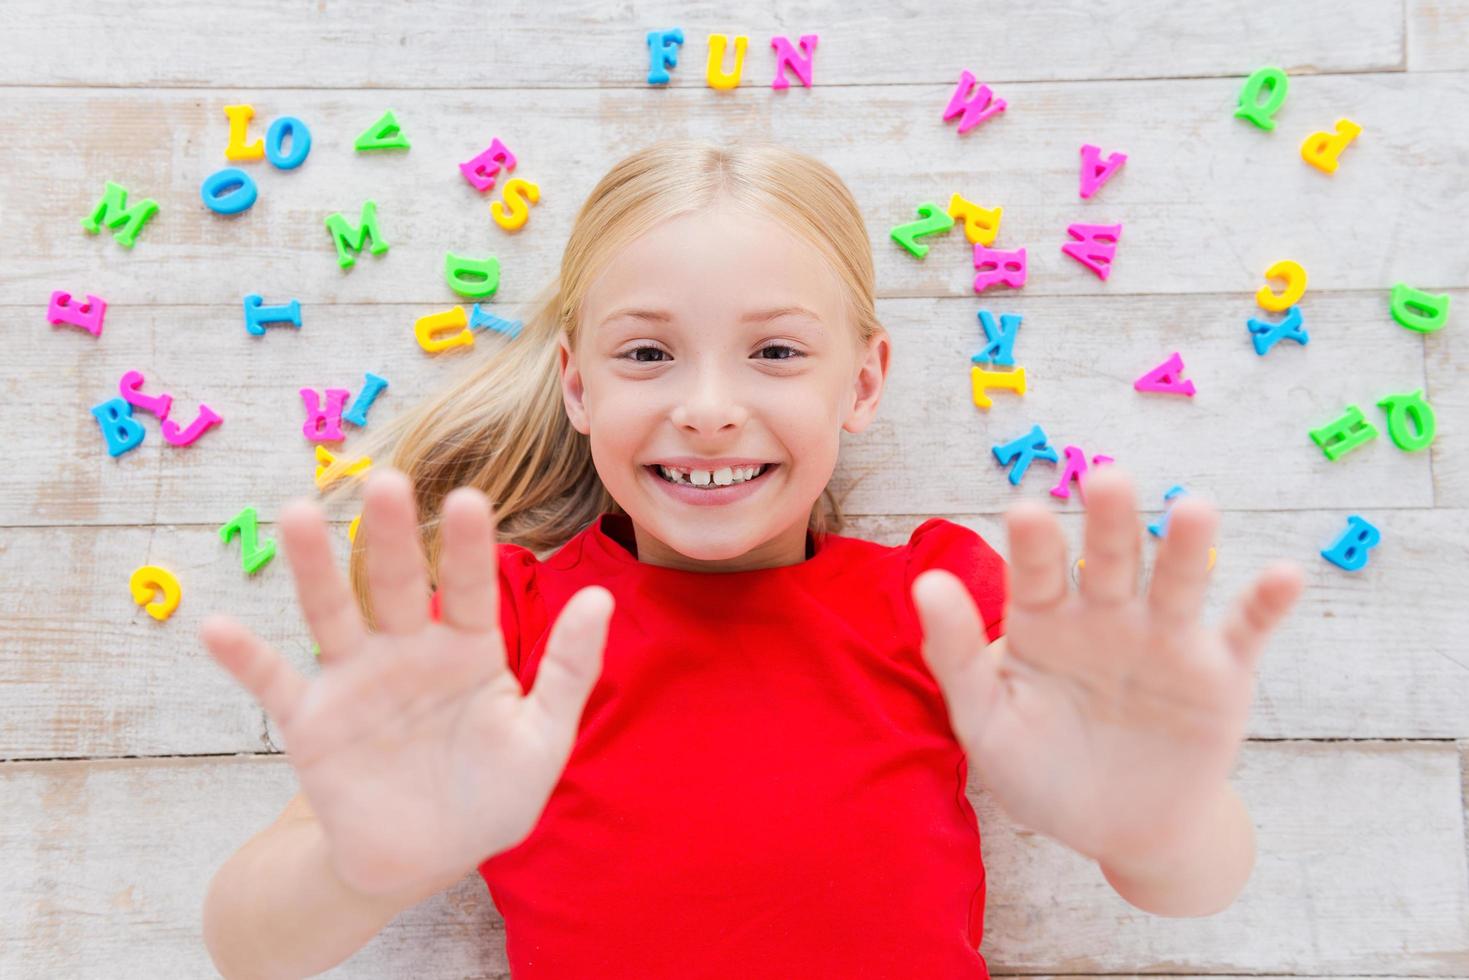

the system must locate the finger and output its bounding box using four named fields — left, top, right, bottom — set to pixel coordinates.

left=1220, top=561, right=1306, bottom=671
left=1078, top=466, right=1142, bottom=606
left=361, top=468, right=431, bottom=635
left=1005, top=500, right=1069, bottom=613
left=913, top=570, right=1002, bottom=743
left=200, top=613, right=308, bottom=729
left=278, top=498, right=368, bottom=663
left=521, top=586, right=614, bottom=754
left=1146, top=496, right=1219, bottom=627
left=437, top=486, right=501, bottom=635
